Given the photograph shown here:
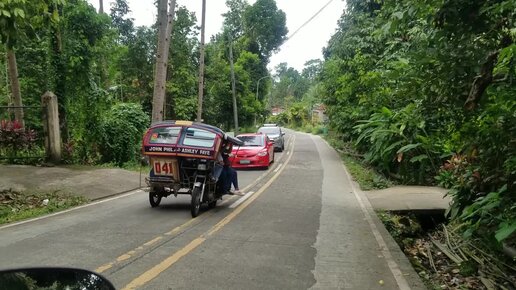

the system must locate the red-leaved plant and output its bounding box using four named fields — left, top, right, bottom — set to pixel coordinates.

left=0, top=120, right=38, bottom=152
